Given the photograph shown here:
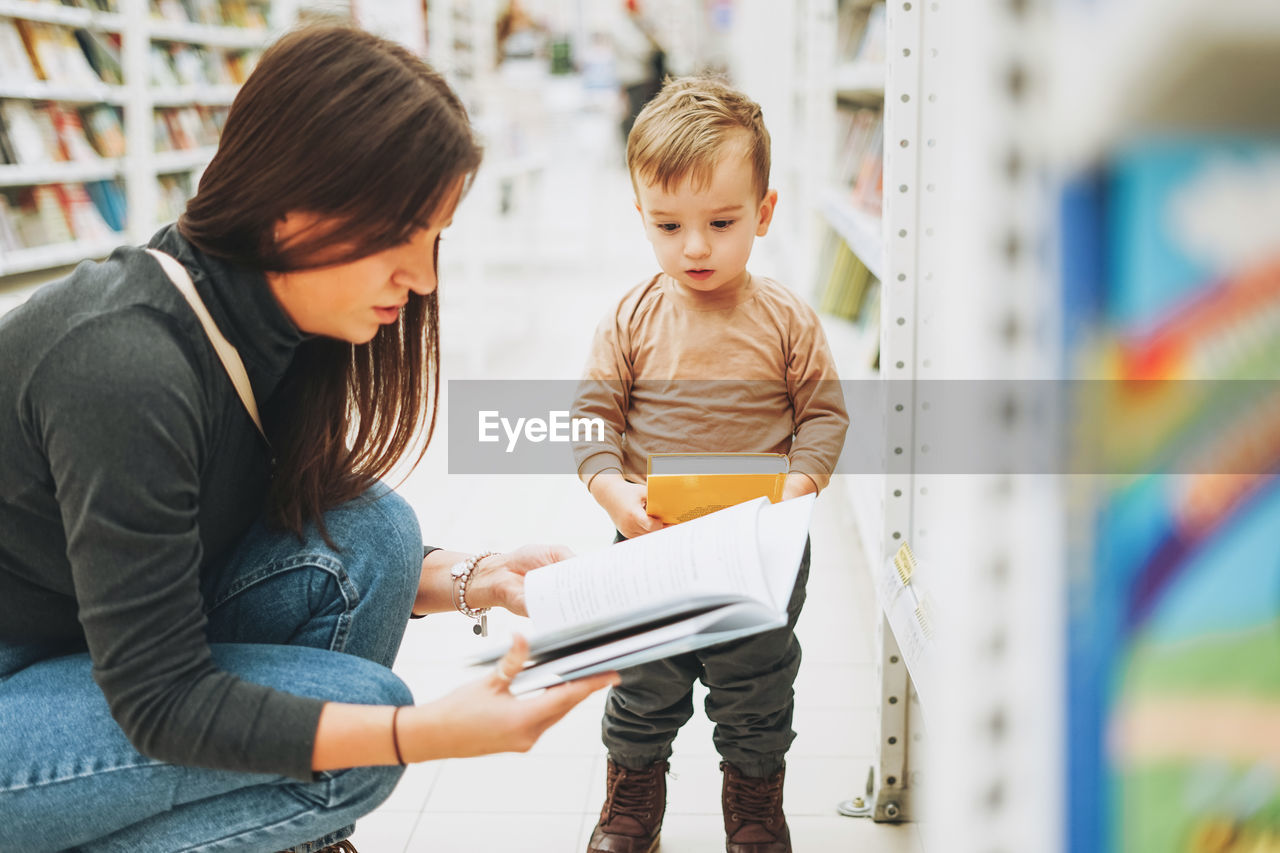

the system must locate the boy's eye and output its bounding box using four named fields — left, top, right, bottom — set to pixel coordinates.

left=711, top=220, right=735, bottom=230
left=656, top=223, right=680, bottom=233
